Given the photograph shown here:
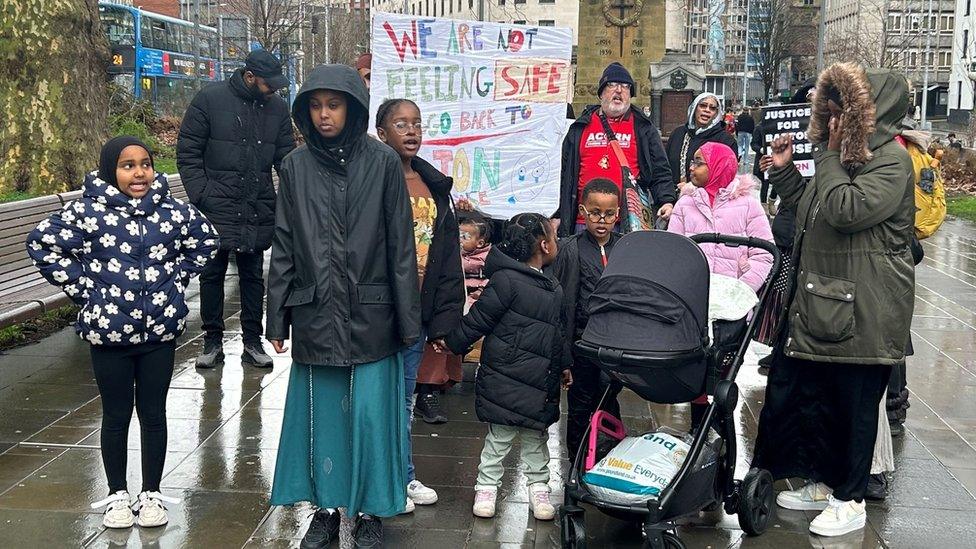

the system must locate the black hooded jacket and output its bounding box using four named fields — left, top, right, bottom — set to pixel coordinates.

left=265, top=64, right=421, bottom=366
left=558, top=105, right=675, bottom=236
left=176, top=68, right=295, bottom=252
left=412, top=157, right=464, bottom=339
left=444, top=249, right=568, bottom=431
